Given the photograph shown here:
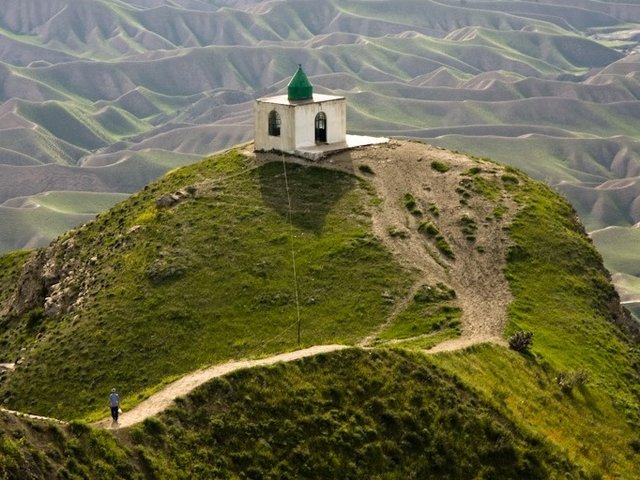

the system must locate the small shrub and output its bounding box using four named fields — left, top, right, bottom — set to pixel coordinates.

left=68, top=421, right=91, bottom=436
left=358, top=164, right=374, bottom=174
left=501, top=174, right=519, bottom=185
left=418, top=222, right=439, bottom=237
left=403, top=193, right=416, bottom=210
left=388, top=227, right=409, bottom=239
left=142, top=417, right=167, bottom=436
left=508, top=331, right=534, bottom=353
left=26, top=308, right=46, bottom=332
left=431, top=161, right=450, bottom=173
left=403, top=193, right=422, bottom=216
left=435, top=236, right=455, bottom=259
left=459, top=215, right=477, bottom=241
left=414, top=283, right=456, bottom=303
left=427, top=203, right=440, bottom=217
left=556, top=369, right=590, bottom=393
